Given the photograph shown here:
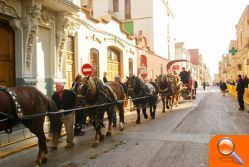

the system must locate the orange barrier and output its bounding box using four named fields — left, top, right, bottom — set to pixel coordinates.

left=227, top=84, right=249, bottom=104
